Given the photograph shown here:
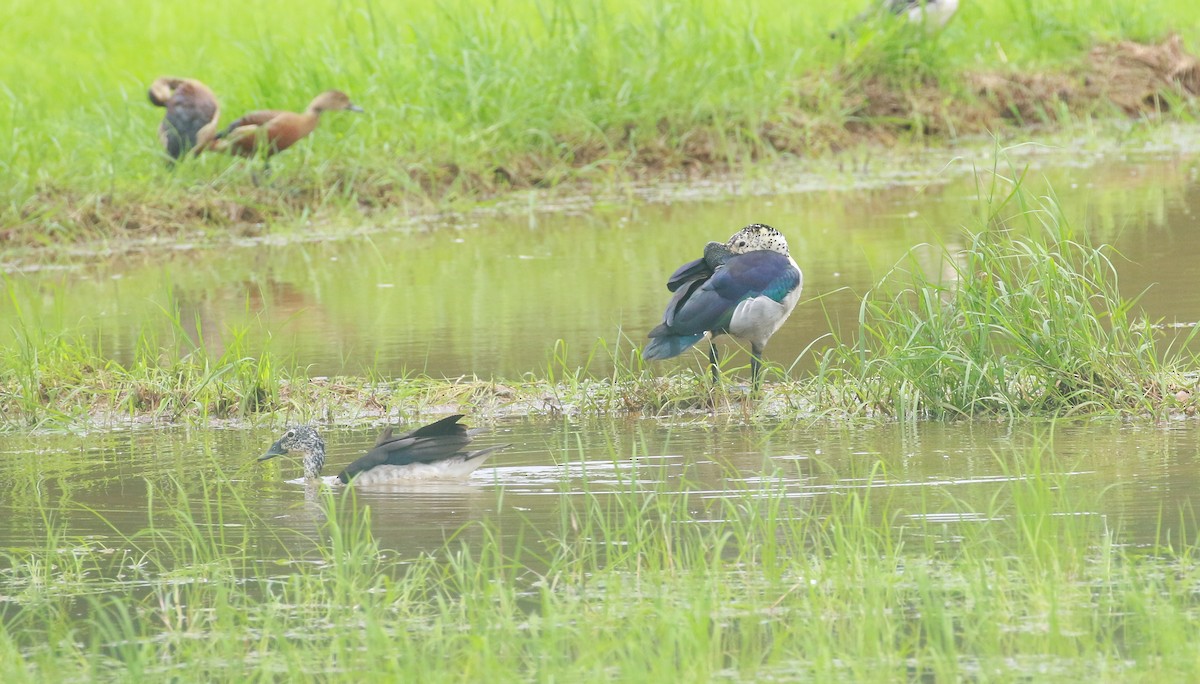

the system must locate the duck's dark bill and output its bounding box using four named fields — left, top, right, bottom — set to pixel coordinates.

left=259, top=440, right=288, bottom=461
